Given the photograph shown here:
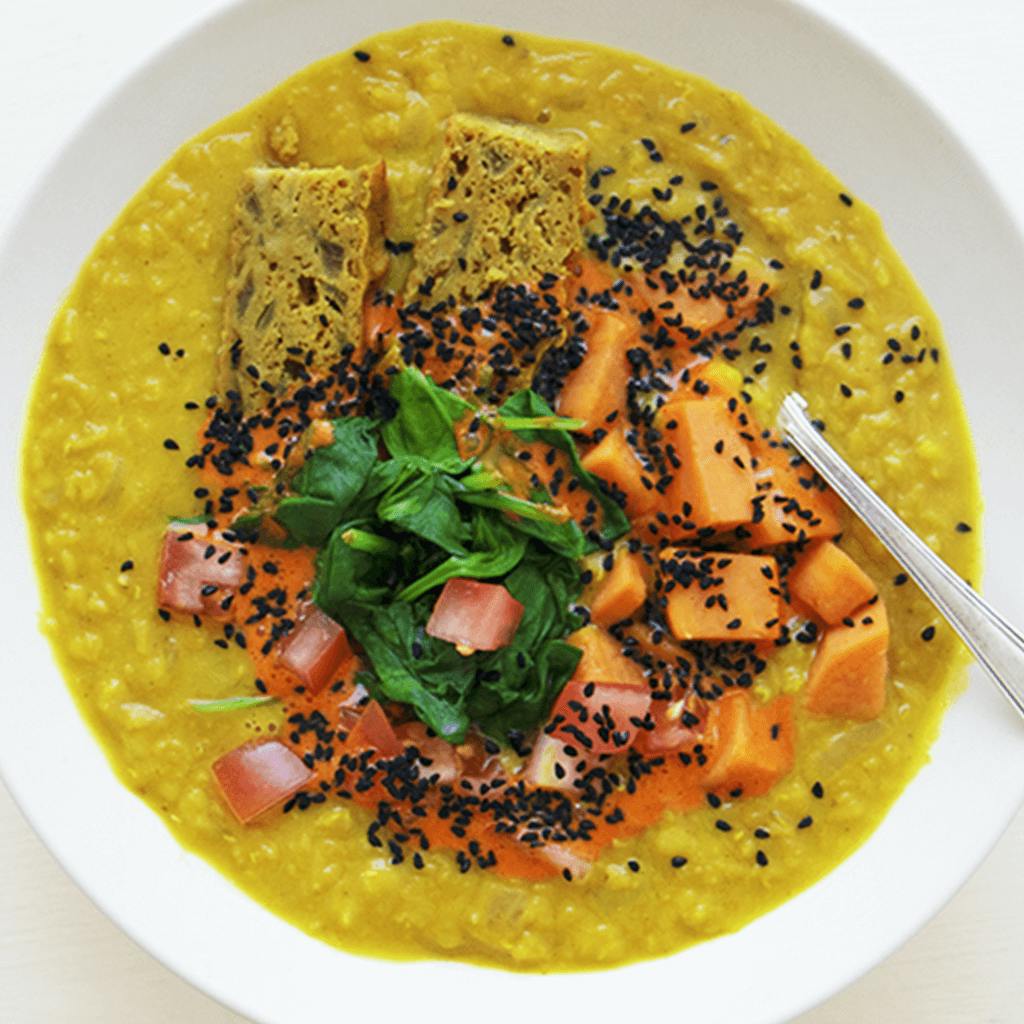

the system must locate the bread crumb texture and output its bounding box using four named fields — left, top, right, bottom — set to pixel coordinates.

left=221, top=161, right=387, bottom=408
left=405, top=113, right=590, bottom=302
